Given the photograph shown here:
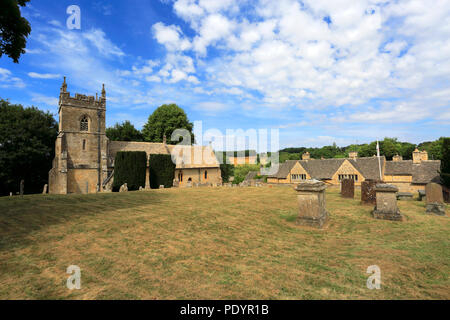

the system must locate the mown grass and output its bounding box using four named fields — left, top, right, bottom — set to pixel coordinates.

left=0, top=186, right=448, bottom=300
